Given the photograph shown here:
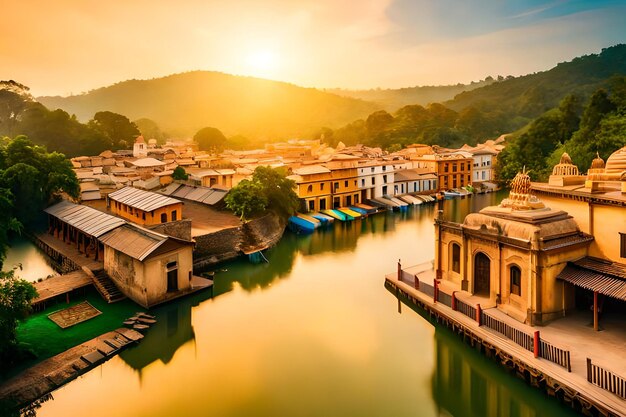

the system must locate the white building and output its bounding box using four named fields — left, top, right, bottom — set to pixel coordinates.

left=133, top=136, right=148, bottom=158
left=357, top=161, right=395, bottom=200
left=393, top=169, right=438, bottom=195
